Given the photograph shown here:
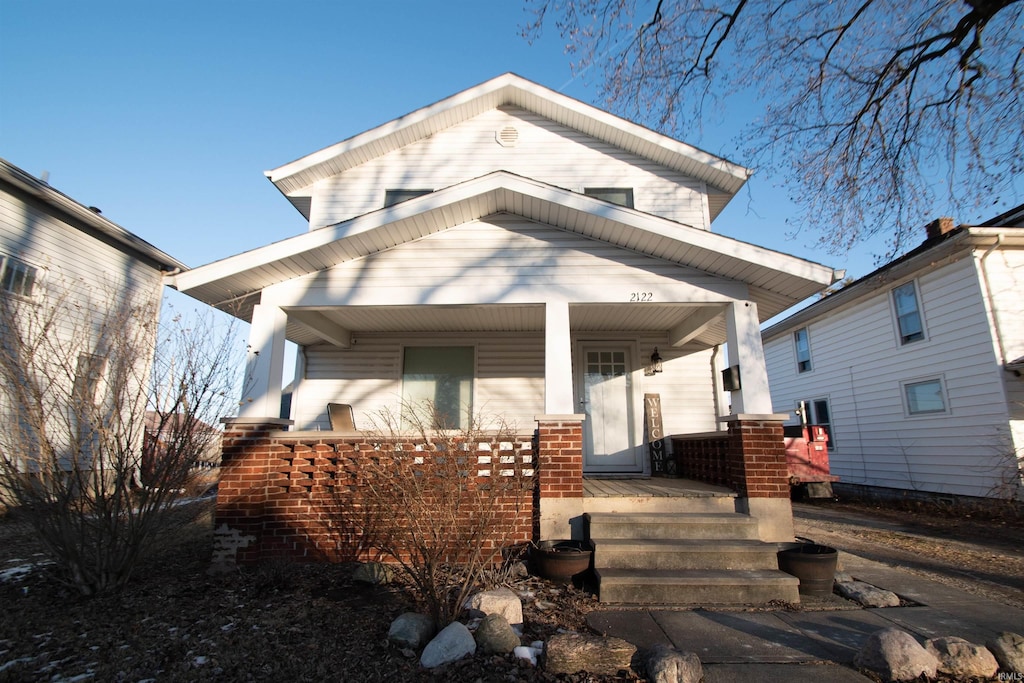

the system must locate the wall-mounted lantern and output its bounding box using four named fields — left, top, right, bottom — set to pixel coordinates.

left=647, top=347, right=664, bottom=375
